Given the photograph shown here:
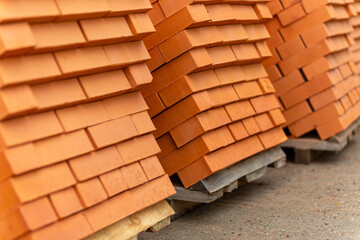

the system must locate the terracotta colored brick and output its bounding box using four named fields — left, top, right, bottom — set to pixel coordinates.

left=272, top=70, right=305, bottom=97
left=250, top=94, right=279, bottom=114
left=177, top=157, right=212, bottom=189
left=207, top=85, right=239, bottom=106
left=160, top=126, right=234, bottom=176
left=157, top=133, right=177, bottom=159
left=283, top=101, right=313, bottom=126
left=217, top=24, right=248, bottom=44
left=0, top=208, right=28, bottom=240
left=205, top=4, right=236, bottom=25
left=0, top=0, right=60, bottom=23
left=56, top=101, right=110, bottom=132
left=207, top=45, right=237, bottom=67
left=79, top=70, right=132, bottom=99
left=0, top=22, right=35, bottom=56
left=255, top=113, right=274, bottom=132
left=242, top=117, right=261, bottom=135
left=231, top=44, right=260, bottom=63
left=102, top=91, right=148, bottom=119
left=0, top=85, right=37, bottom=120
left=124, top=63, right=153, bottom=87
left=267, top=0, right=283, bottom=15
left=278, top=3, right=306, bottom=27
left=87, top=116, right=139, bottom=149
left=127, top=13, right=155, bottom=40
left=31, top=78, right=86, bottom=110
left=276, top=36, right=306, bottom=60
left=340, top=95, right=352, bottom=111
left=255, top=41, right=272, bottom=59
left=215, top=66, right=246, bottom=85
left=130, top=111, right=156, bottom=135
left=107, top=0, right=152, bottom=16
left=79, top=17, right=133, bottom=45
left=31, top=21, right=85, bottom=52
left=75, top=178, right=107, bottom=208
left=140, top=156, right=165, bottom=181
left=55, top=0, right=110, bottom=20
left=103, top=41, right=150, bottom=67
left=23, top=213, right=93, bottom=240
left=240, top=63, right=268, bottom=80
left=54, top=46, right=110, bottom=77
left=258, top=127, right=287, bottom=149
left=255, top=3, right=273, bottom=21
left=19, top=197, right=58, bottom=230
left=228, top=121, right=249, bottom=141
left=144, top=4, right=210, bottom=49
left=268, top=109, right=286, bottom=126
left=243, top=24, right=270, bottom=42
left=148, top=2, right=165, bottom=26
left=0, top=53, right=61, bottom=87
left=302, top=0, right=334, bottom=13
left=120, top=162, right=148, bottom=189
left=266, top=65, right=282, bottom=82
left=0, top=111, right=63, bottom=147
left=145, top=93, right=166, bottom=118
left=49, top=188, right=83, bottom=219
left=8, top=162, right=76, bottom=204
left=234, top=80, right=263, bottom=100
left=158, top=0, right=193, bottom=17
left=170, top=107, right=231, bottom=147
left=99, top=169, right=127, bottom=197
left=231, top=4, right=259, bottom=23
left=69, top=146, right=124, bottom=182
left=147, top=47, right=165, bottom=72
left=225, top=100, right=256, bottom=121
